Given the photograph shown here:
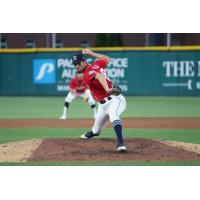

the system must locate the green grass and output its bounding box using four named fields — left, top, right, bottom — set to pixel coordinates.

left=0, top=128, right=200, bottom=144
left=126, top=96, right=200, bottom=117
left=0, top=96, right=200, bottom=119
left=1, top=161, right=200, bottom=166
